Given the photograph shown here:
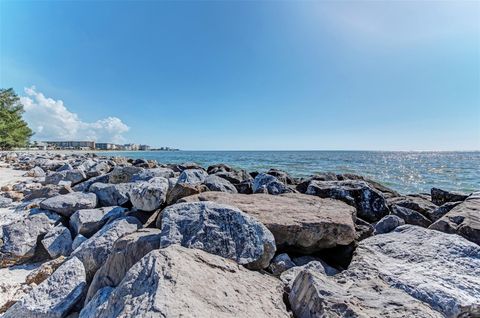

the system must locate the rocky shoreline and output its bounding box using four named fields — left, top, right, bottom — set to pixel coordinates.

left=0, top=151, right=478, bottom=317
